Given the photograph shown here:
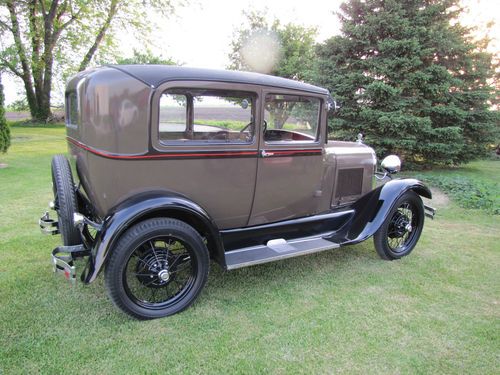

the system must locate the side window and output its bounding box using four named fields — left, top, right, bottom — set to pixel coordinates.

left=264, top=94, right=321, bottom=143
left=66, top=92, right=79, bottom=128
left=158, top=93, right=187, bottom=138
left=159, top=89, right=255, bottom=143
